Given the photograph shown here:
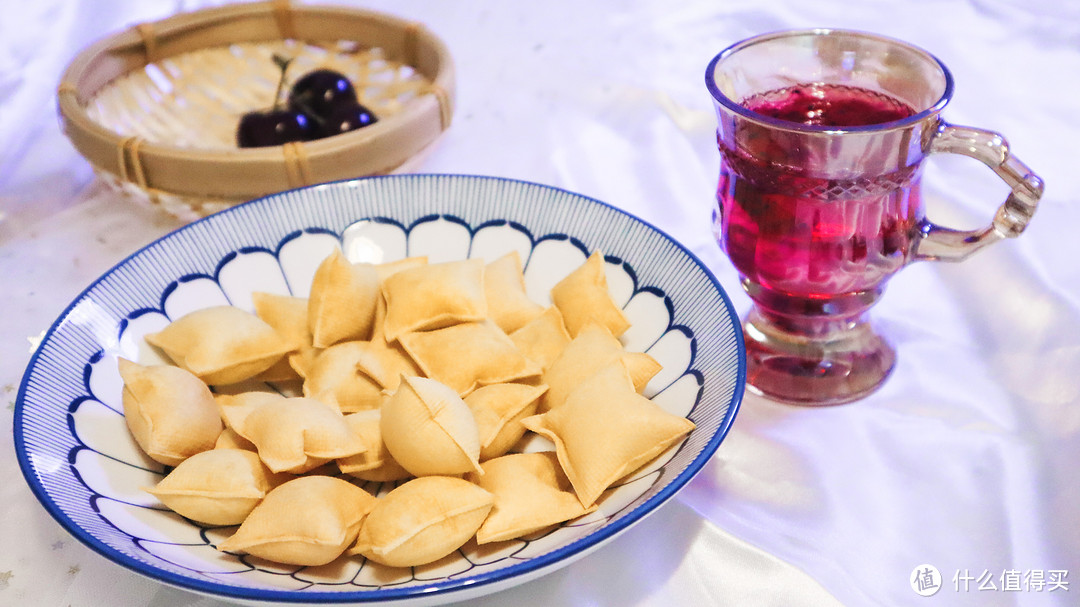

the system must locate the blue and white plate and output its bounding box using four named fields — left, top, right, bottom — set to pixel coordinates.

left=15, top=175, right=744, bottom=605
